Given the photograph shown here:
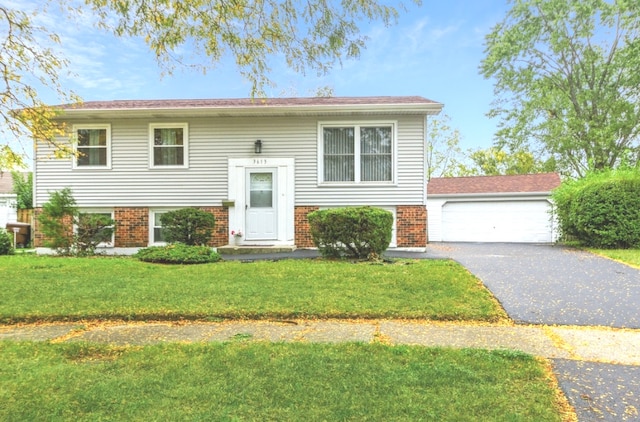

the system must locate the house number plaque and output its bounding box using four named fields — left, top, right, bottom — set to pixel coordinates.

left=253, top=159, right=267, bottom=165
